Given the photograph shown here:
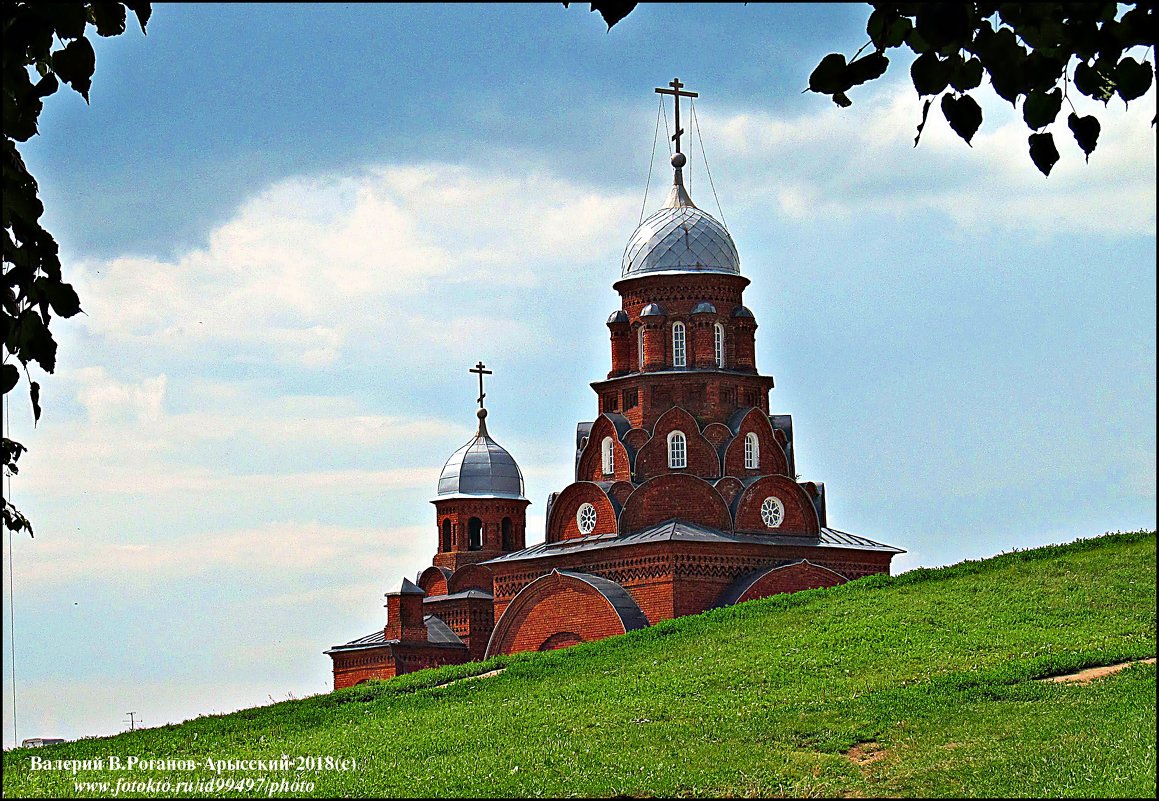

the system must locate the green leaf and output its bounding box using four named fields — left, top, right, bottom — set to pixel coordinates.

left=1022, top=88, right=1062, bottom=130
left=914, top=98, right=933, bottom=147
left=1028, top=132, right=1060, bottom=176
left=1114, top=57, right=1153, bottom=103
left=911, top=51, right=949, bottom=96
left=1067, top=113, right=1101, bottom=162
left=941, top=93, right=983, bottom=145
left=951, top=57, right=983, bottom=91
left=90, top=2, right=128, bottom=37
left=51, top=36, right=97, bottom=101
left=809, top=53, right=850, bottom=94
left=0, top=364, right=19, bottom=395
left=846, top=52, right=889, bottom=86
